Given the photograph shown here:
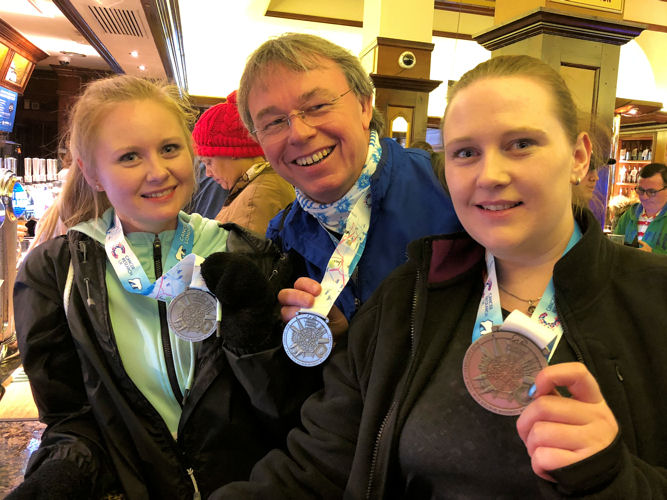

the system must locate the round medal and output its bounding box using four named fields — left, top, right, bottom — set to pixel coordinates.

left=462, top=330, right=547, bottom=416
left=283, top=312, right=333, bottom=367
left=167, top=288, right=218, bottom=342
